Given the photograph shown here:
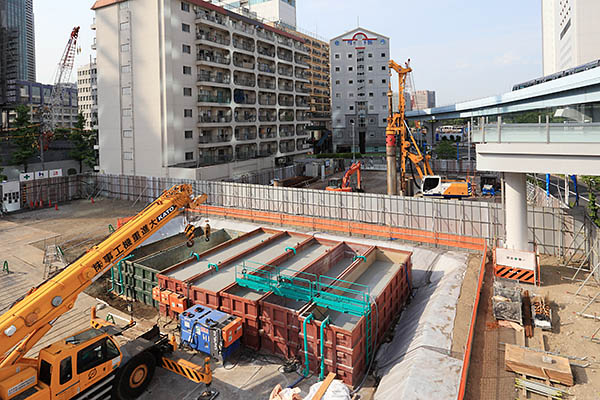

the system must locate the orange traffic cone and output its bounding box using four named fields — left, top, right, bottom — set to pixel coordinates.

left=91, top=197, right=95, bottom=204
left=55, top=203, right=58, bottom=211
left=49, top=199, right=52, bottom=207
